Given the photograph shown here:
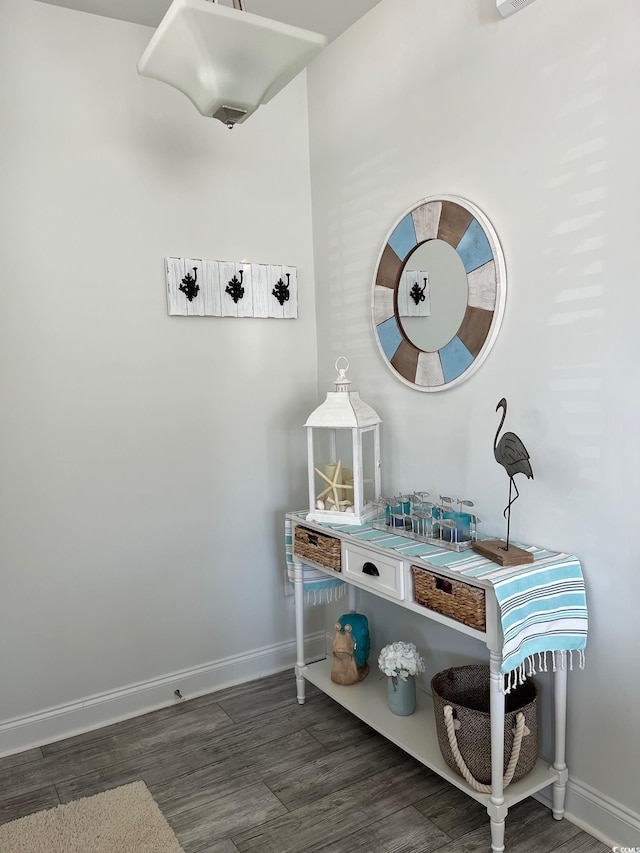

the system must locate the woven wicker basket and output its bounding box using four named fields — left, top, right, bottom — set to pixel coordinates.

left=412, top=566, right=486, bottom=631
left=431, top=665, right=538, bottom=787
left=294, top=526, right=341, bottom=572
